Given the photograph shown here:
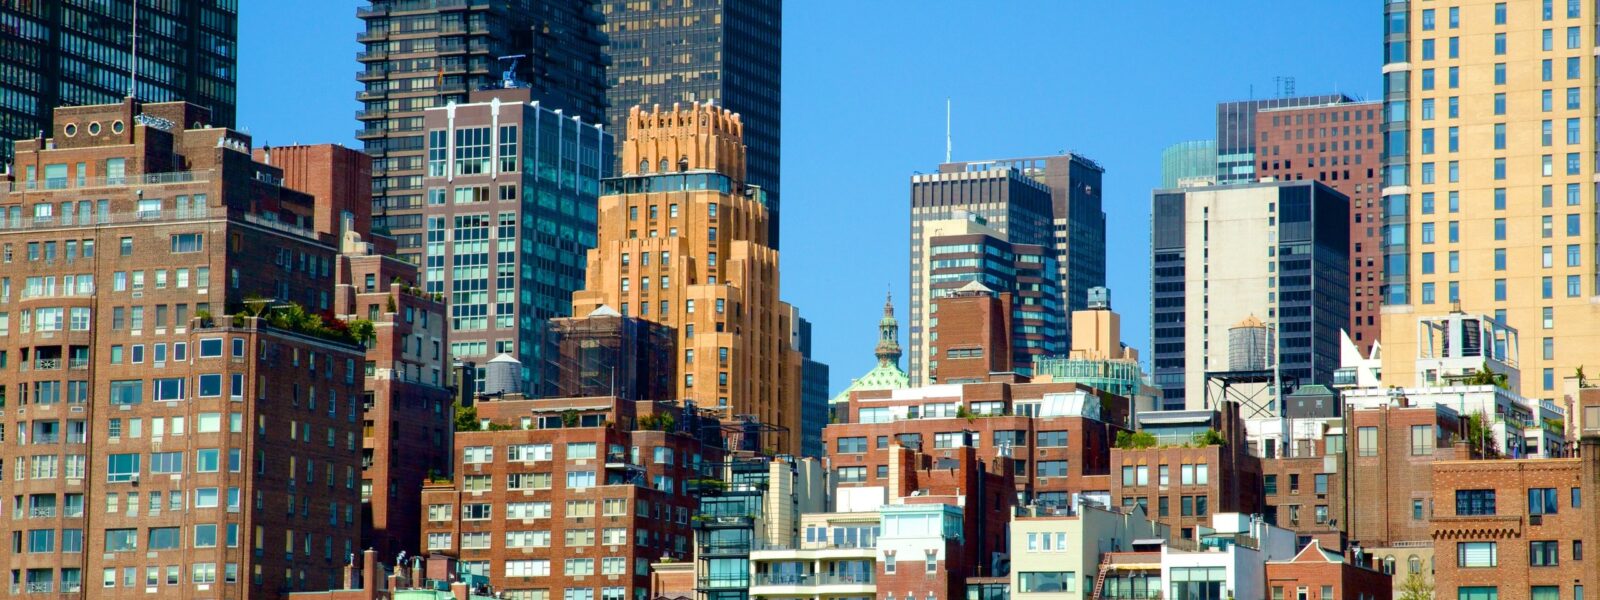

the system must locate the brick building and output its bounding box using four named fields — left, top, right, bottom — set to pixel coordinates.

left=927, top=284, right=1012, bottom=383
left=1431, top=444, right=1596, bottom=600
left=333, top=234, right=453, bottom=559
left=0, top=99, right=368, bottom=597
left=826, top=380, right=1126, bottom=510
left=1345, top=402, right=1471, bottom=587
left=418, top=395, right=721, bottom=600
left=1253, top=99, right=1382, bottom=352
left=872, top=445, right=1013, bottom=600
left=1110, top=405, right=1262, bottom=539
left=1264, top=540, right=1391, bottom=600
